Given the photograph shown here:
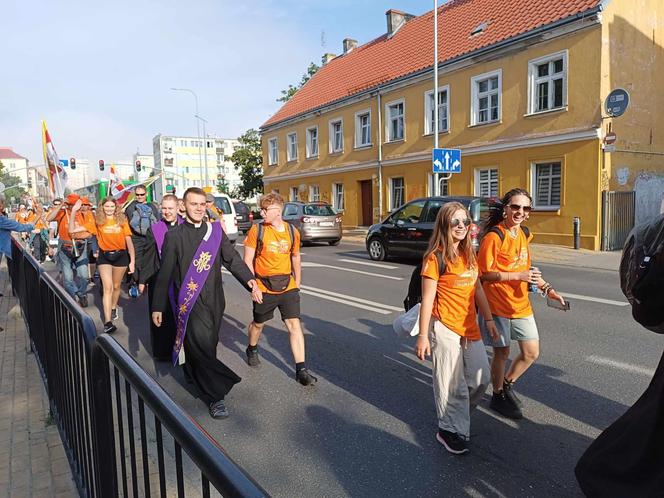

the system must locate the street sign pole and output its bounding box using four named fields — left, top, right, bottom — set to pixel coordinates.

left=433, top=0, right=439, bottom=196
